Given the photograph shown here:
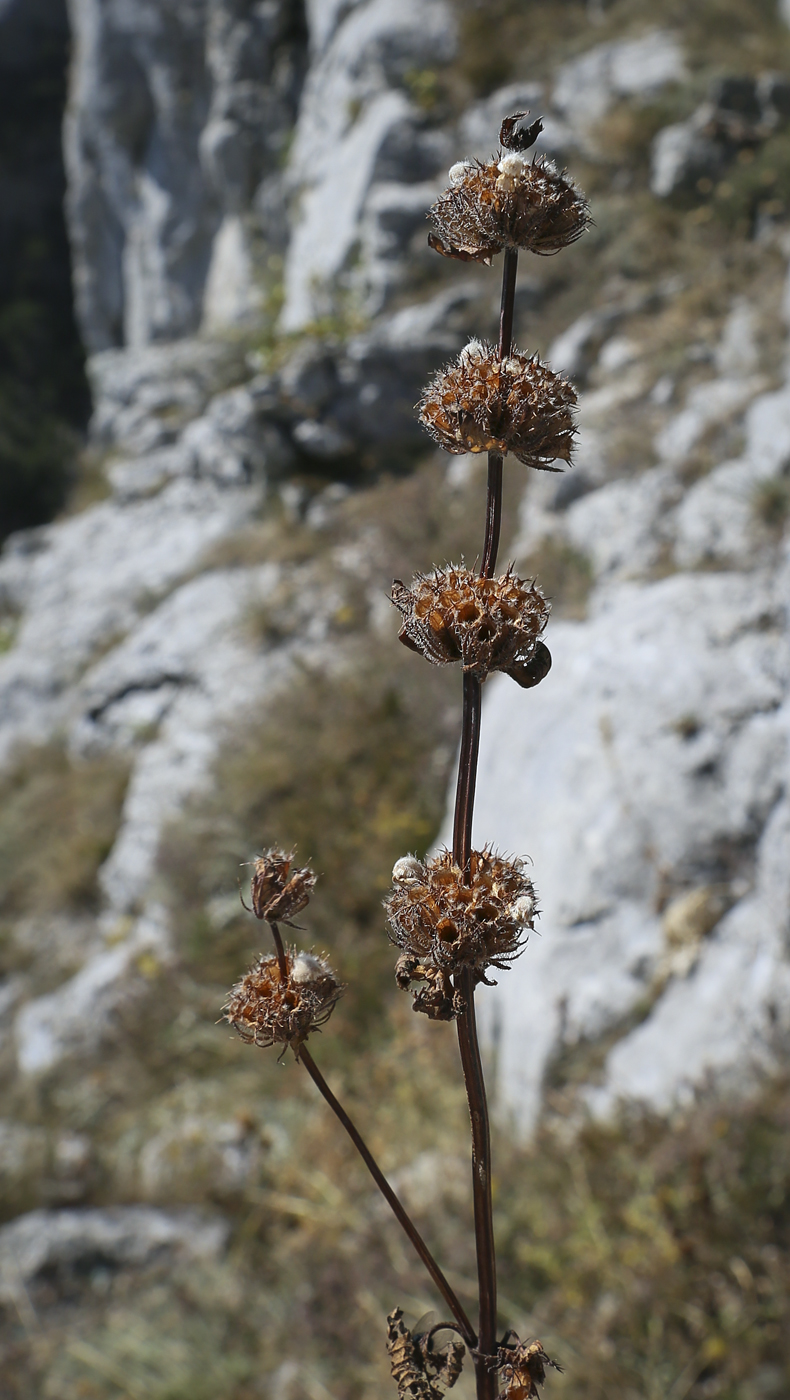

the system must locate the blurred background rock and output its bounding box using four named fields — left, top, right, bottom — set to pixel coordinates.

left=1, top=1, right=790, bottom=1397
